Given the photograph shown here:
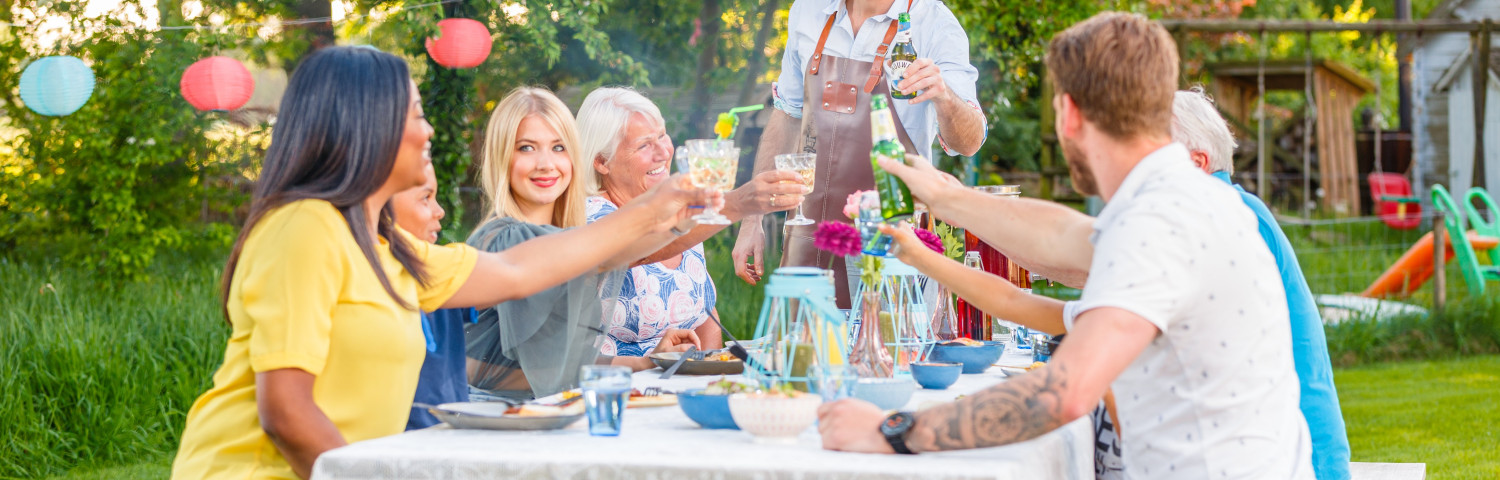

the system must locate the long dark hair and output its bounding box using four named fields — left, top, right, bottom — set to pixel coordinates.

left=221, top=46, right=429, bottom=320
